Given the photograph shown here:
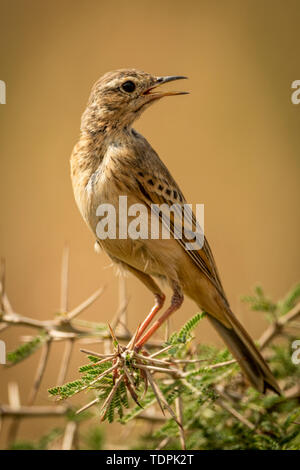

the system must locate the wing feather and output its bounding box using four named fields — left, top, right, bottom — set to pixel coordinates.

left=131, top=170, right=228, bottom=304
